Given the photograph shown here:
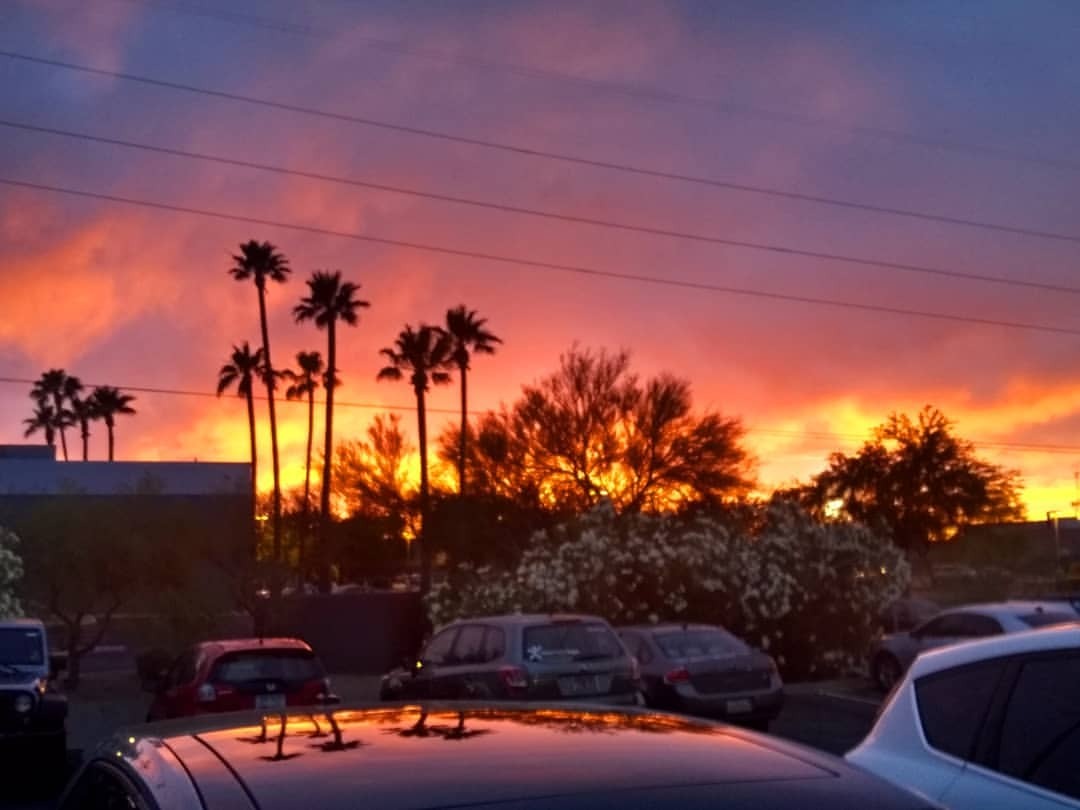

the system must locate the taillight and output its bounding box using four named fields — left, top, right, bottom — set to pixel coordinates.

left=663, top=667, right=690, bottom=685
left=196, top=683, right=217, bottom=703
left=498, top=666, right=528, bottom=693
